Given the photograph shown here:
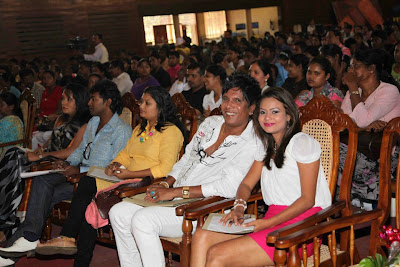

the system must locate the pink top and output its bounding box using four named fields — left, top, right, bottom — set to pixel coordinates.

left=341, top=82, right=400, bottom=128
